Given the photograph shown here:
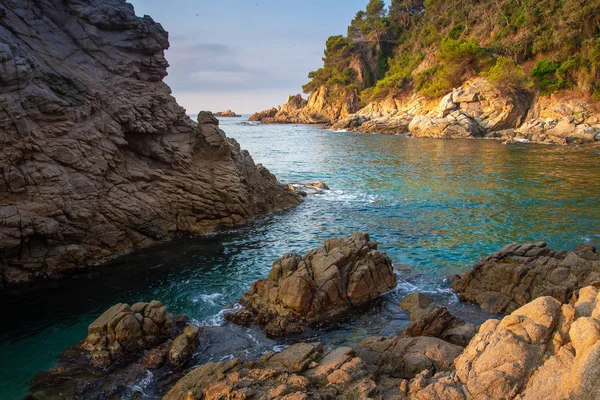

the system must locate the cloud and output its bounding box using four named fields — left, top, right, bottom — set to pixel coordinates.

left=164, top=41, right=288, bottom=92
